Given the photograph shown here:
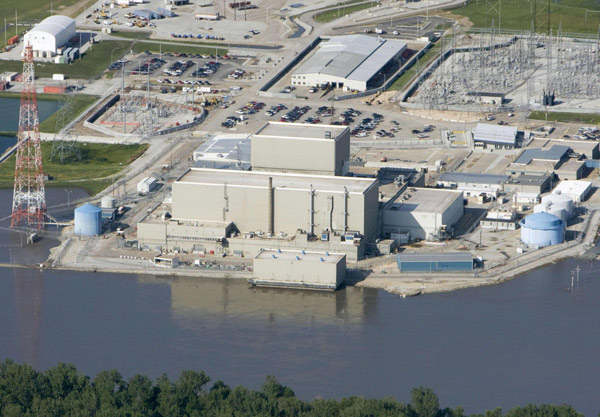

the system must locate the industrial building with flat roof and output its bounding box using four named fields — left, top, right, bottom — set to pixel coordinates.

left=291, top=35, right=407, bottom=92
left=397, top=252, right=474, bottom=272
left=383, top=188, right=464, bottom=241
left=252, top=249, right=346, bottom=290
left=437, top=172, right=509, bottom=197
left=553, top=180, right=592, bottom=203
left=23, top=15, right=76, bottom=57
left=504, top=173, right=552, bottom=204
left=192, top=134, right=251, bottom=170
left=252, top=122, right=350, bottom=176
